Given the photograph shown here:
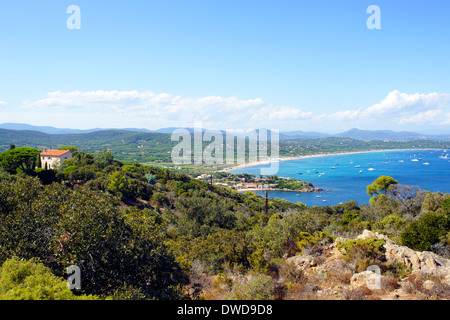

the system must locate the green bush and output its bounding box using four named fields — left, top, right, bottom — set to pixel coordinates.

left=297, top=231, right=333, bottom=254
left=400, top=212, right=449, bottom=251
left=227, top=274, right=275, bottom=300
left=337, top=238, right=386, bottom=273
left=0, top=257, right=97, bottom=300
